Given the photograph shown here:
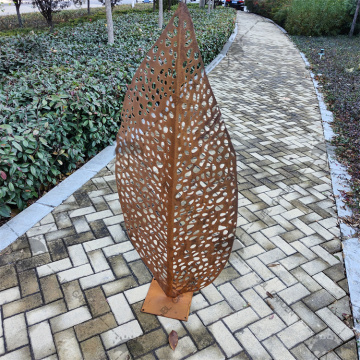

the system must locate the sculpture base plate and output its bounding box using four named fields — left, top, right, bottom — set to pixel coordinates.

left=141, top=278, right=193, bottom=321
